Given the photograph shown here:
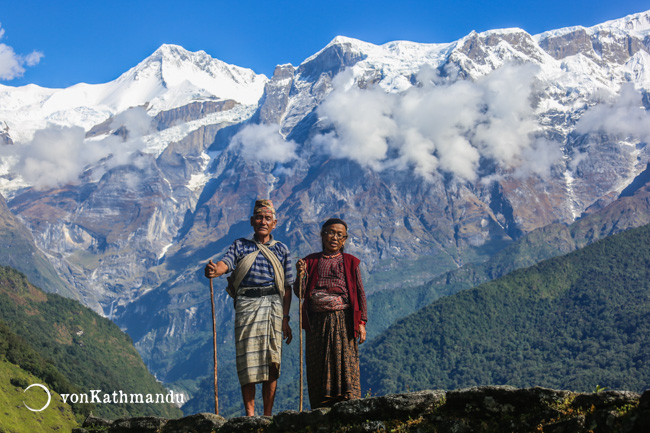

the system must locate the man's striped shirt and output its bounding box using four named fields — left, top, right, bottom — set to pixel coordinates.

left=221, top=236, right=295, bottom=288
